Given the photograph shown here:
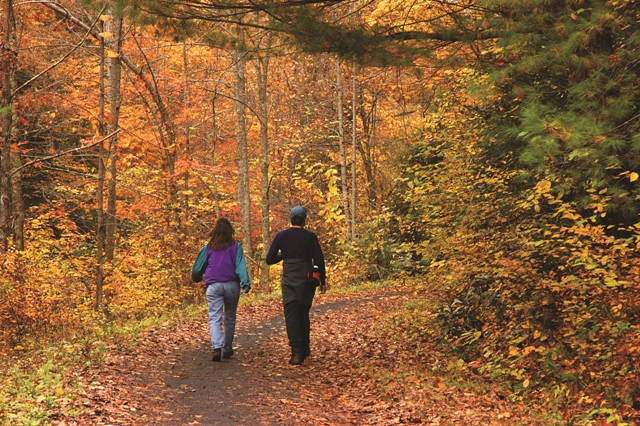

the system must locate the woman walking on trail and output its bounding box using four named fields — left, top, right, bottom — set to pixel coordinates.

left=266, top=206, right=327, bottom=365
left=199, top=218, right=251, bottom=362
